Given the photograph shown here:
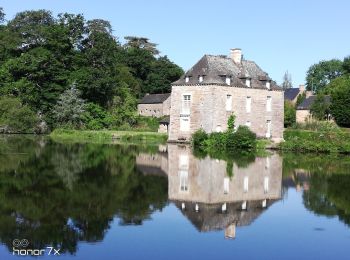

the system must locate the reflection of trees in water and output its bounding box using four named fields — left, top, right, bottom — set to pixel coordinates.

left=0, top=137, right=168, bottom=254
left=303, top=173, right=350, bottom=227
